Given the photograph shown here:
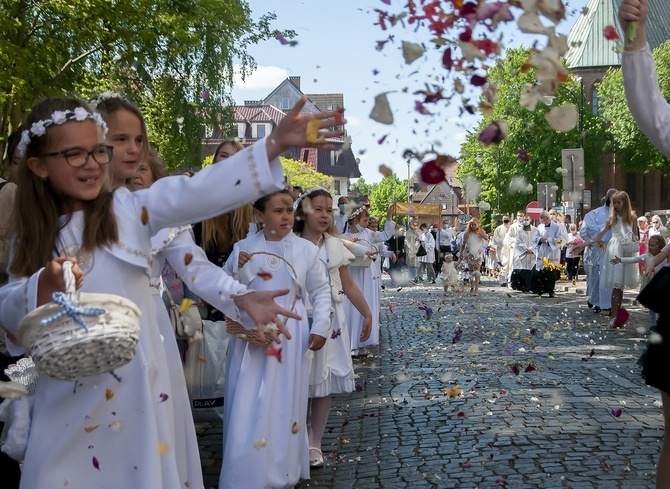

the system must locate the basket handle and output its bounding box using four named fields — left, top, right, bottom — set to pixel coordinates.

left=62, top=260, right=77, bottom=297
